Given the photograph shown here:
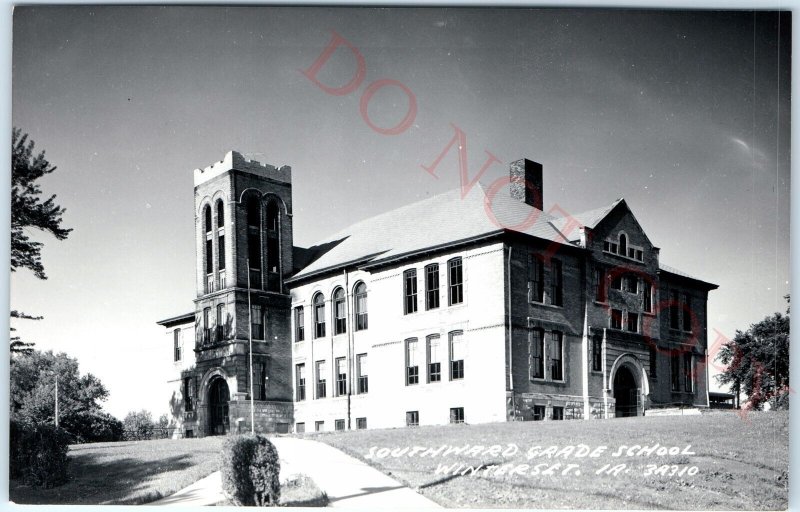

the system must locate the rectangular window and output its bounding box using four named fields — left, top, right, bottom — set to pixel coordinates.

left=218, top=234, right=226, bottom=270
left=626, top=312, right=639, bottom=333
left=670, top=290, right=680, bottom=329
left=625, top=275, right=638, bottom=294
left=216, top=303, right=226, bottom=341
left=603, top=241, right=610, bottom=252
left=533, top=405, right=545, bottom=421
left=295, top=307, right=305, bottom=342
left=205, top=239, right=213, bottom=275
left=425, top=264, right=440, bottom=310
left=406, top=338, right=419, bottom=385
left=335, top=419, right=345, bottom=431
left=592, top=334, right=602, bottom=372
left=636, top=249, right=643, bottom=261
left=427, top=335, right=441, bottom=383
left=643, top=282, right=653, bottom=313
left=404, top=269, right=418, bottom=314
left=183, top=377, right=194, bottom=412
left=316, top=360, right=327, bottom=399
left=267, top=237, right=279, bottom=274
left=610, top=309, right=623, bottom=330
left=295, top=422, right=305, bottom=433
left=551, top=259, right=563, bottom=306
left=335, top=357, right=347, bottom=396
left=684, top=353, right=693, bottom=392
left=203, top=308, right=211, bottom=344
left=550, top=331, right=564, bottom=381
left=529, top=254, right=545, bottom=303
left=682, top=294, right=692, bottom=331
left=671, top=352, right=680, bottom=391
left=530, top=328, right=544, bottom=379
left=315, top=421, right=324, bottom=432
left=334, top=293, right=346, bottom=335
left=449, top=331, right=465, bottom=380
left=552, top=406, right=564, bottom=420
left=296, top=363, right=306, bottom=401
left=448, top=258, right=464, bottom=305
left=406, top=411, right=419, bottom=427
left=355, top=285, right=368, bottom=330
left=174, top=329, right=181, bottom=362
left=611, top=275, right=623, bottom=291
left=649, top=347, right=657, bottom=380
left=314, top=298, right=326, bottom=338
left=610, top=242, right=618, bottom=254
left=247, top=231, right=261, bottom=287
left=219, top=270, right=226, bottom=290
left=254, top=361, right=268, bottom=401
left=356, top=417, right=367, bottom=430
left=357, top=353, right=368, bottom=394
left=449, top=407, right=465, bottom=424
left=251, top=304, right=264, bottom=340
left=594, top=267, right=606, bottom=302
left=628, top=247, right=636, bottom=259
